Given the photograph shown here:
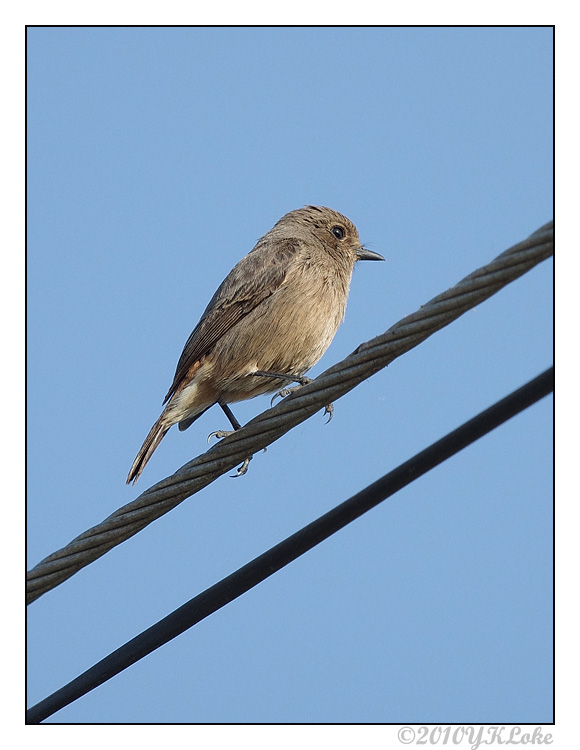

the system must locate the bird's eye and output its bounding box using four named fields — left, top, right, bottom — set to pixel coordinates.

left=331, top=225, right=345, bottom=240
